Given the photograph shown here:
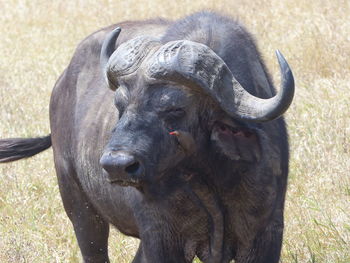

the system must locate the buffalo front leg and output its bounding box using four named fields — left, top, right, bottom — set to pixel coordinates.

left=132, top=243, right=146, bottom=263
left=132, top=242, right=193, bottom=263
left=56, top=166, right=110, bottom=263
left=135, top=228, right=193, bottom=263
left=235, top=215, right=284, bottom=263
